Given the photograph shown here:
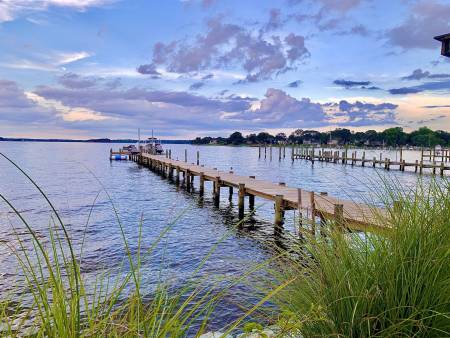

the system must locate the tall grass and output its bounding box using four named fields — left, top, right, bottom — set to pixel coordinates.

left=0, top=153, right=281, bottom=337
left=274, top=177, right=450, bottom=337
